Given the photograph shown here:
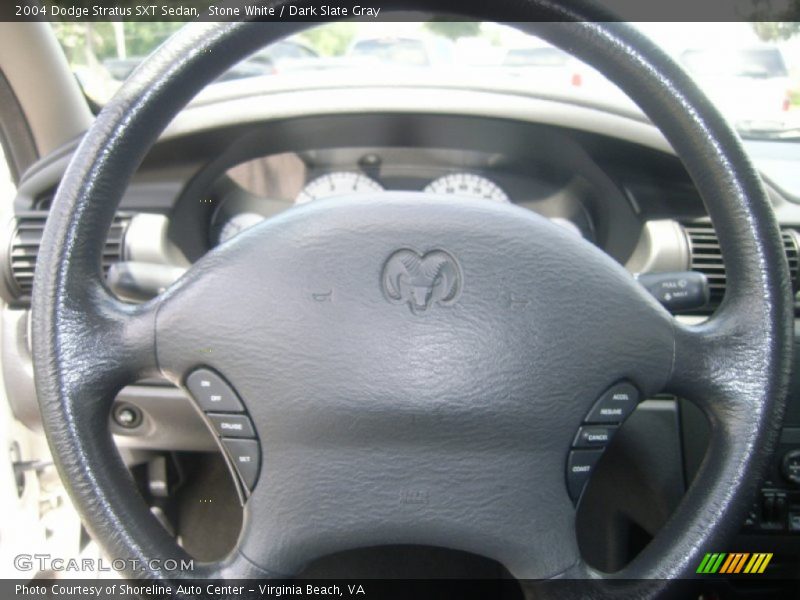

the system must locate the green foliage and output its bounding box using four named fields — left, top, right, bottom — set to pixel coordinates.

left=52, top=22, right=184, bottom=66
left=51, top=21, right=355, bottom=67
left=422, top=20, right=481, bottom=41
left=753, top=21, right=800, bottom=41
left=124, top=22, right=184, bottom=57
left=297, top=23, right=357, bottom=56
